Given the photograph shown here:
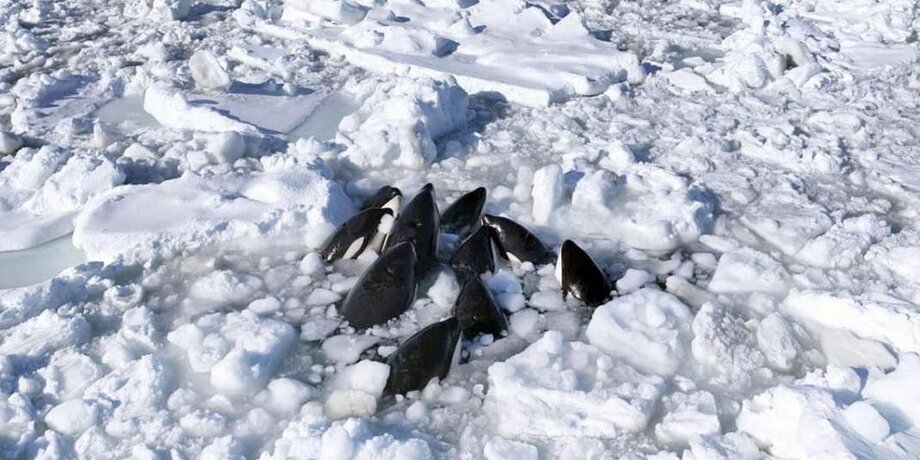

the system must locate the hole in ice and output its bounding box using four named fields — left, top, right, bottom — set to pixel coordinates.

left=0, top=234, right=87, bottom=290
